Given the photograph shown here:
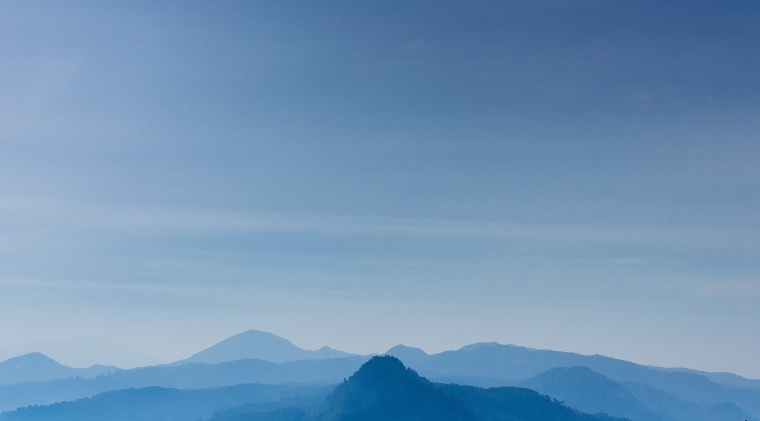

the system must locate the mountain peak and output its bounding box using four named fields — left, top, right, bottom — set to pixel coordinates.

left=457, top=342, right=503, bottom=351
left=319, top=356, right=475, bottom=420
left=385, top=344, right=428, bottom=364
left=184, top=329, right=303, bottom=364
left=351, top=355, right=412, bottom=381
left=0, top=352, right=75, bottom=385
left=1, top=352, right=63, bottom=369
left=182, top=329, right=356, bottom=364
